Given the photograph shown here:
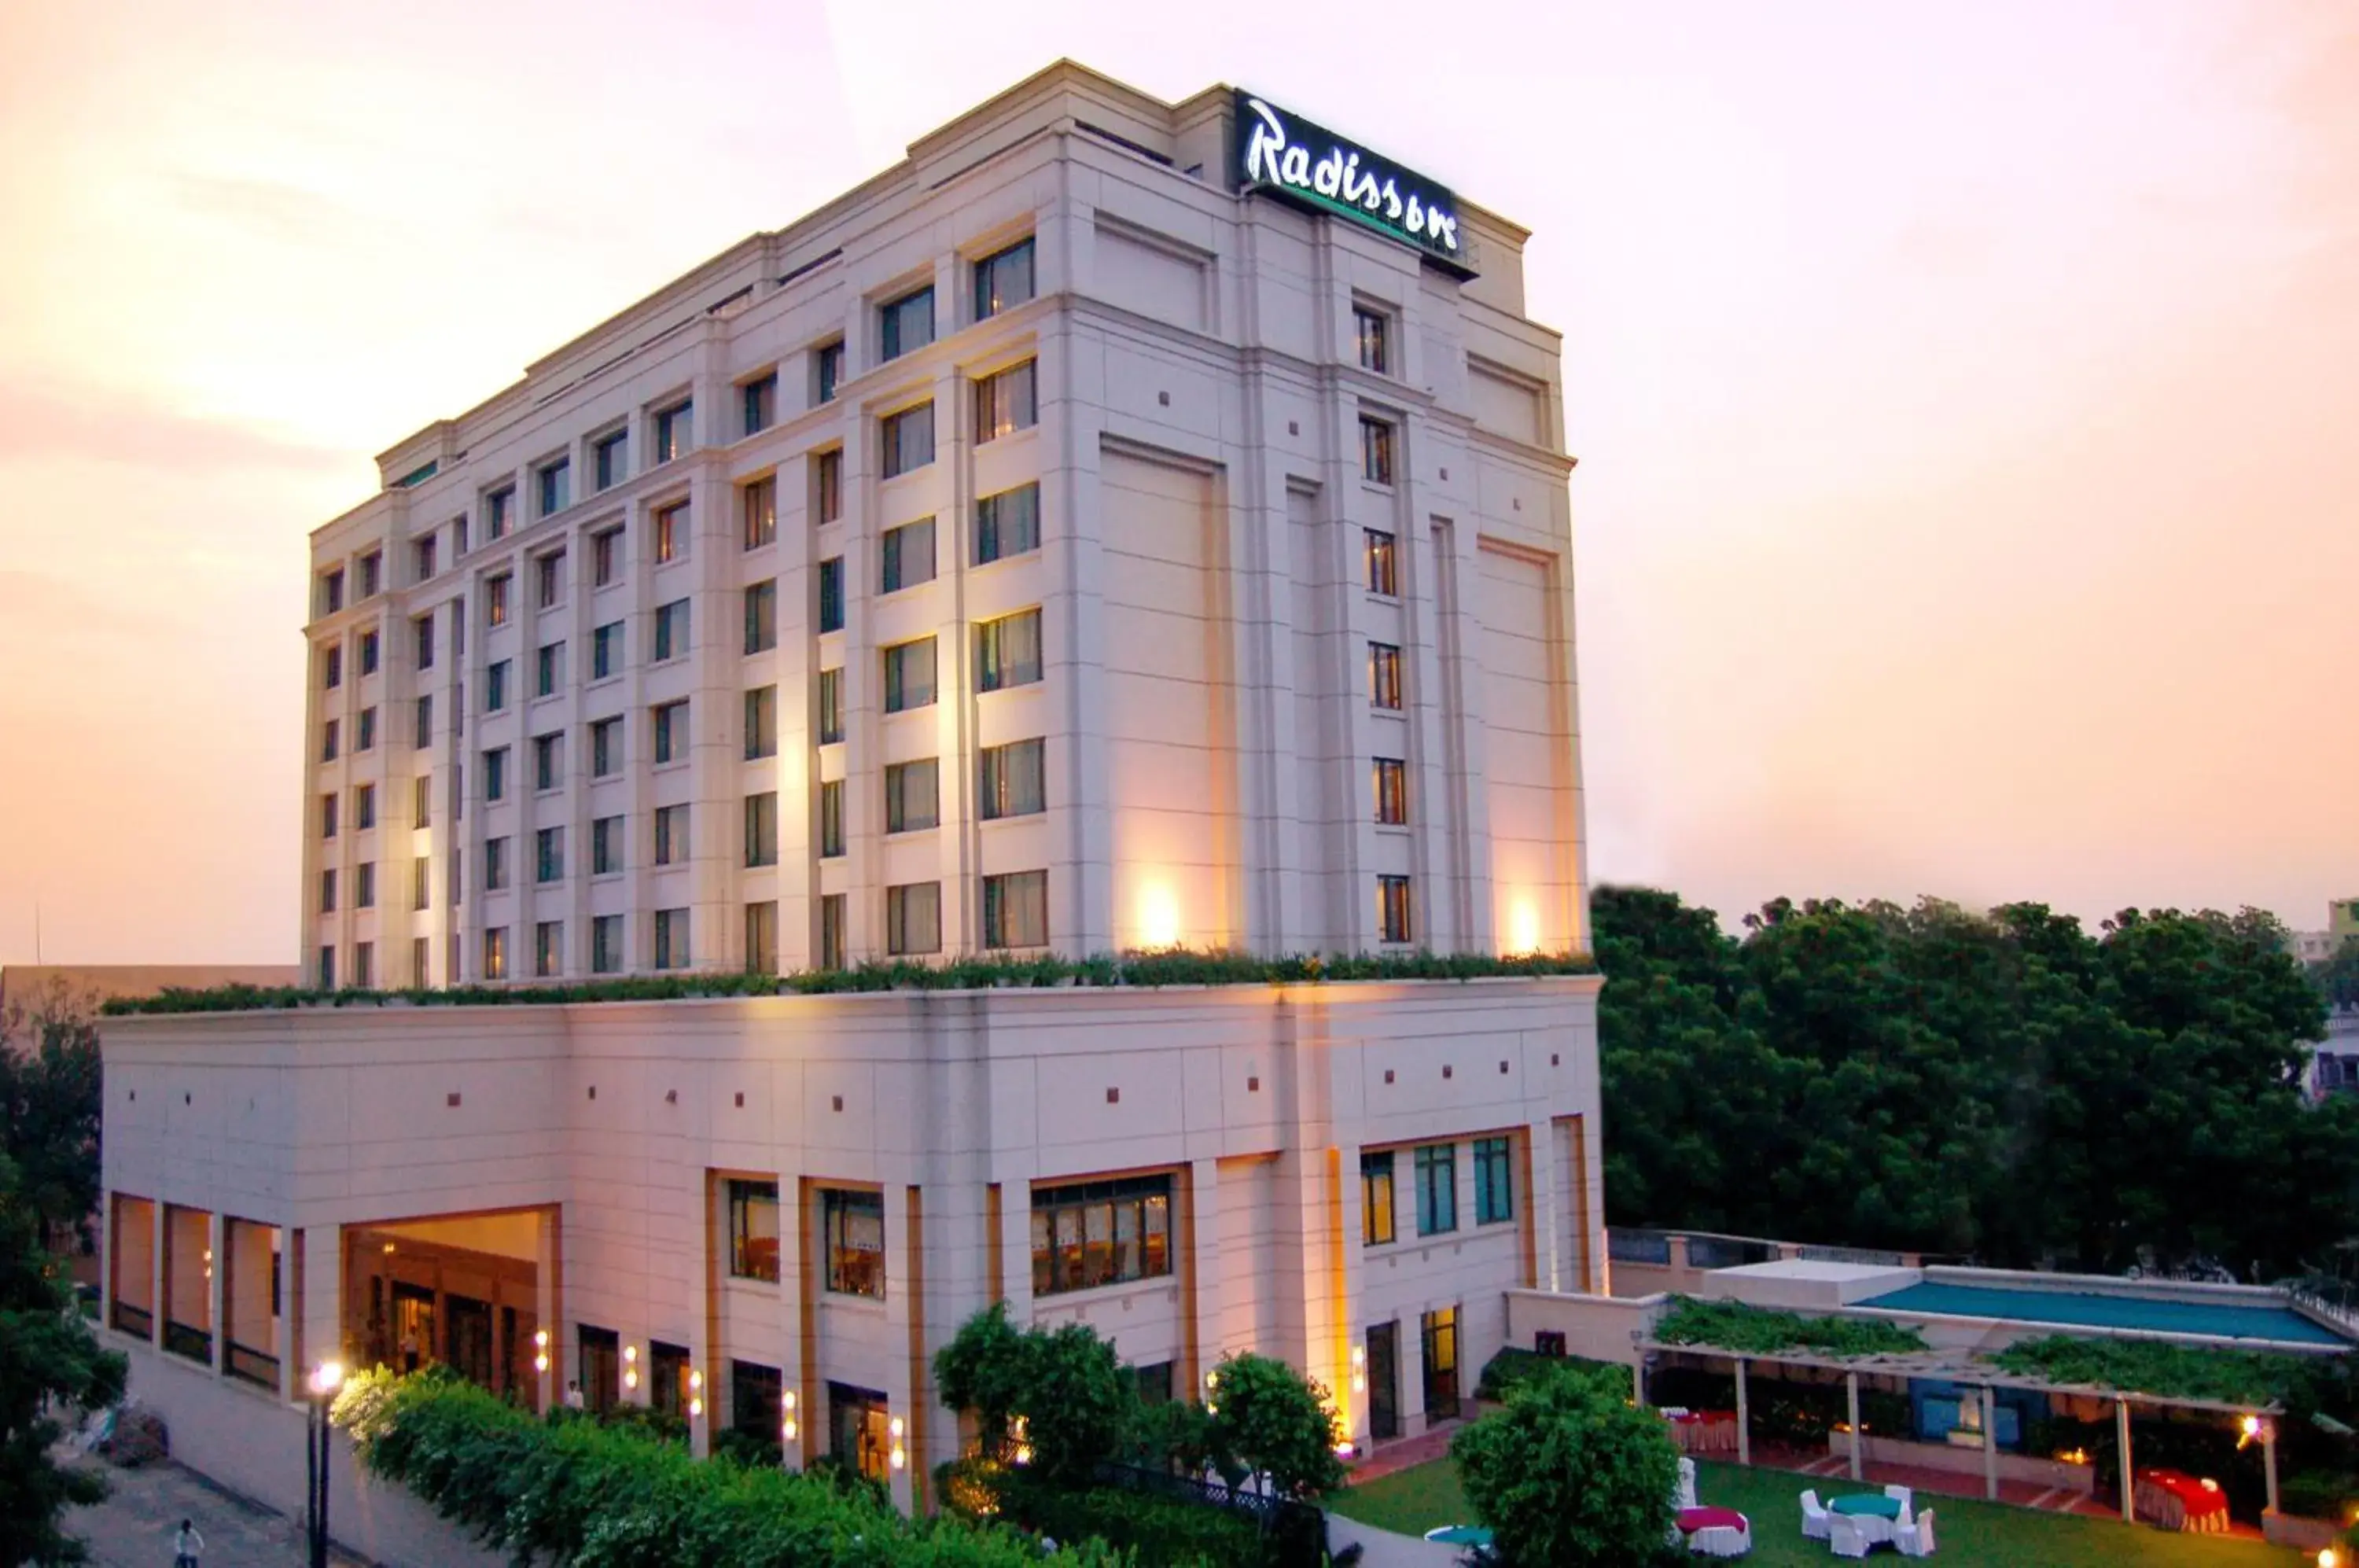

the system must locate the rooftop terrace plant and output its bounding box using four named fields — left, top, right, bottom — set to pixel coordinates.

left=1653, top=1295, right=1930, bottom=1358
